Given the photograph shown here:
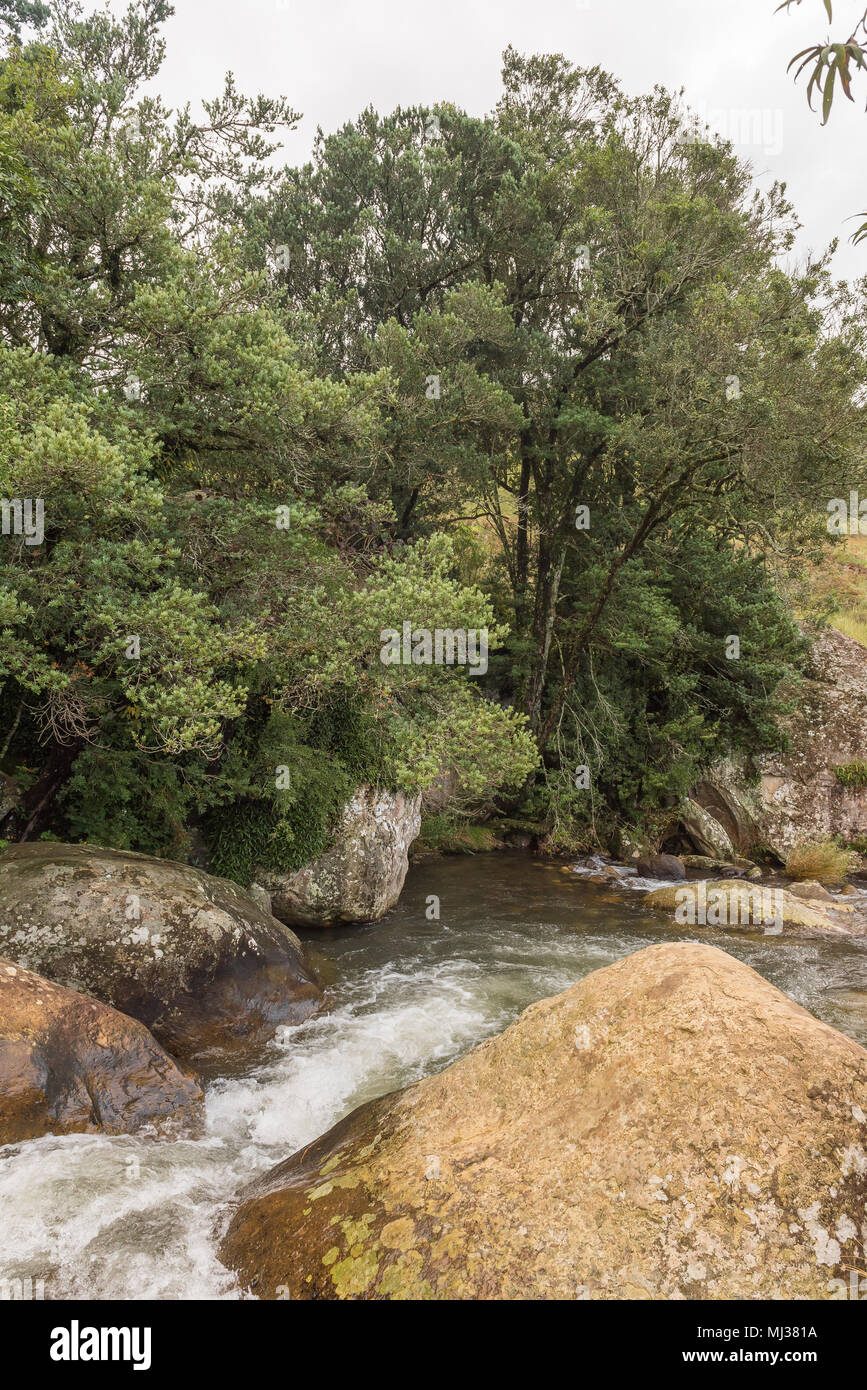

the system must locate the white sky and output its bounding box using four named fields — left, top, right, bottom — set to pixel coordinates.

left=143, top=0, right=864, bottom=281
